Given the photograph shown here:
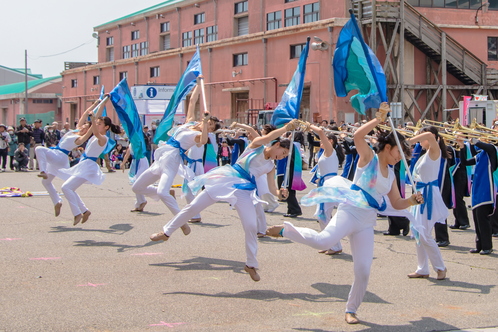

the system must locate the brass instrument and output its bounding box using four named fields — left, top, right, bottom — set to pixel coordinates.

left=470, top=118, right=498, bottom=135
left=376, top=124, right=415, bottom=137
